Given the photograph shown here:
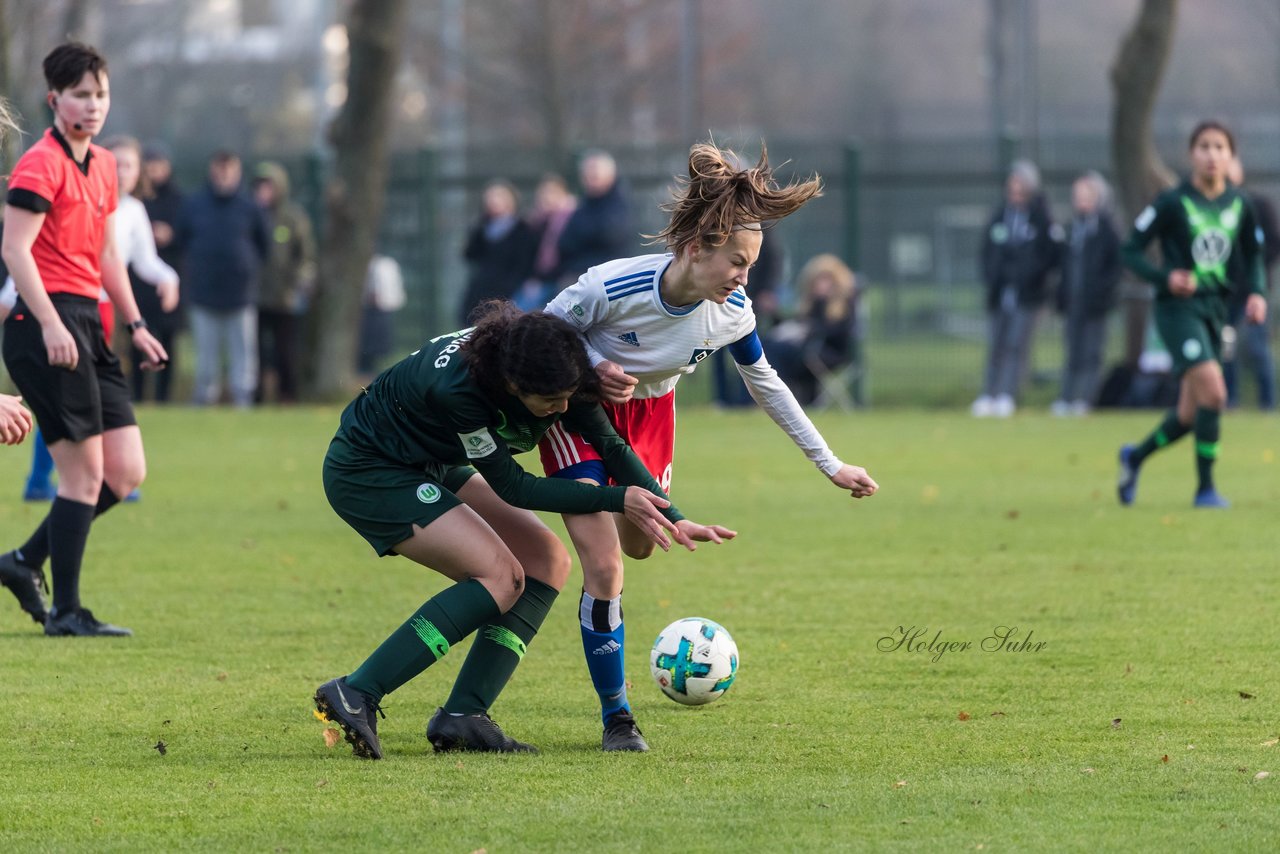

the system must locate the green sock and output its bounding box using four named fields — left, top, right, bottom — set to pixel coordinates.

left=347, top=578, right=499, bottom=703
left=1131, top=409, right=1191, bottom=466
left=1193, top=407, right=1220, bottom=493
left=443, top=577, right=559, bottom=715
